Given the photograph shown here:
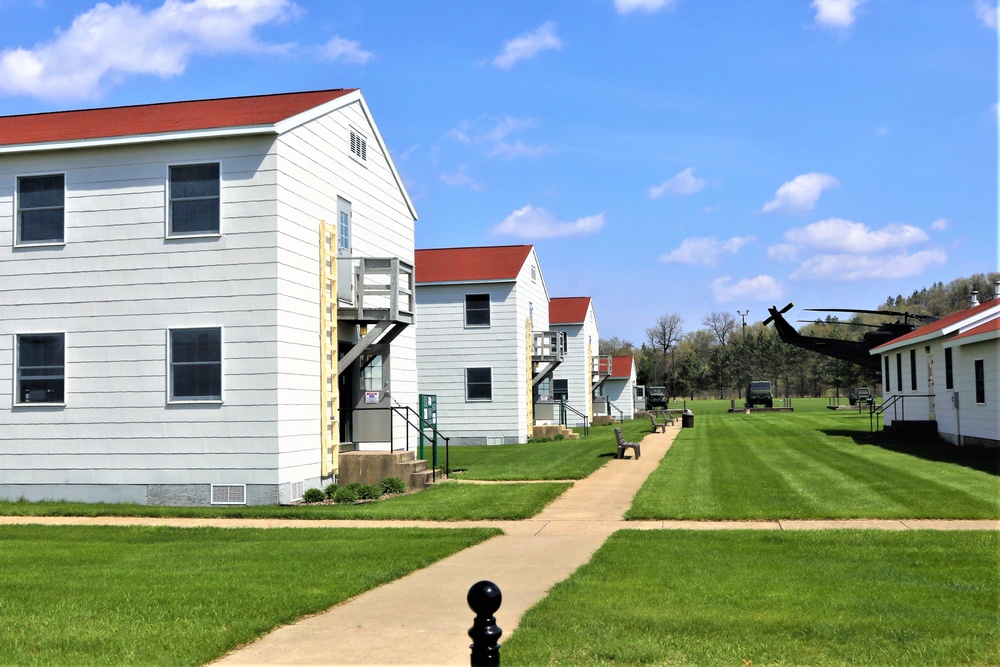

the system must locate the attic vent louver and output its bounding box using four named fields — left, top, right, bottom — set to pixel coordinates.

left=210, top=484, right=246, bottom=505
left=350, top=129, right=367, bottom=161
